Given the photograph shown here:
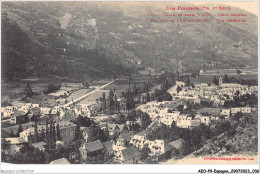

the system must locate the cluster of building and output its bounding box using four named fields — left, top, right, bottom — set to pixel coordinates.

left=1, top=101, right=100, bottom=126
left=1, top=77, right=258, bottom=164
left=168, top=78, right=257, bottom=107
left=2, top=121, right=77, bottom=155
left=79, top=121, right=183, bottom=164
